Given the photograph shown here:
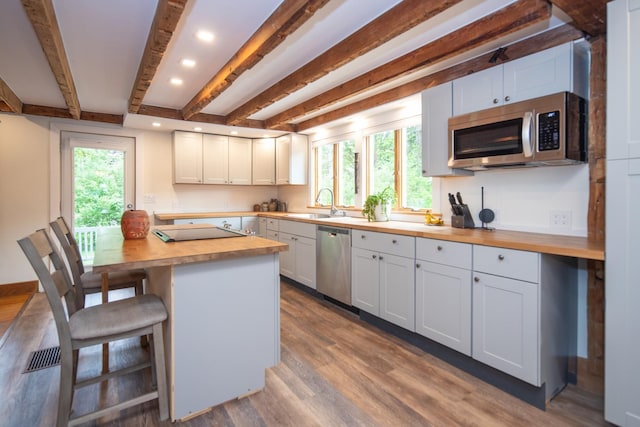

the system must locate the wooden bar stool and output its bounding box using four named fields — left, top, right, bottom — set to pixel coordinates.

left=18, top=229, right=169, bottom=427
